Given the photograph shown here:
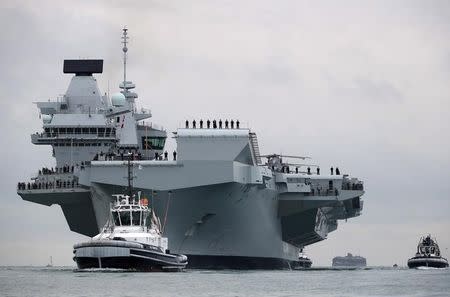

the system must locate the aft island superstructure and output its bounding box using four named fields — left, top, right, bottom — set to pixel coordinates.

left=17, top=28, right=365, bottom=269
